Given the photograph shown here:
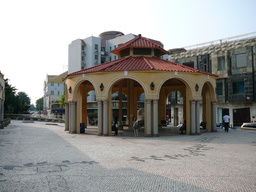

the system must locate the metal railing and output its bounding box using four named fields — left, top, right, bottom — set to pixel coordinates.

left=184, top=32, right=256, bottom=51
